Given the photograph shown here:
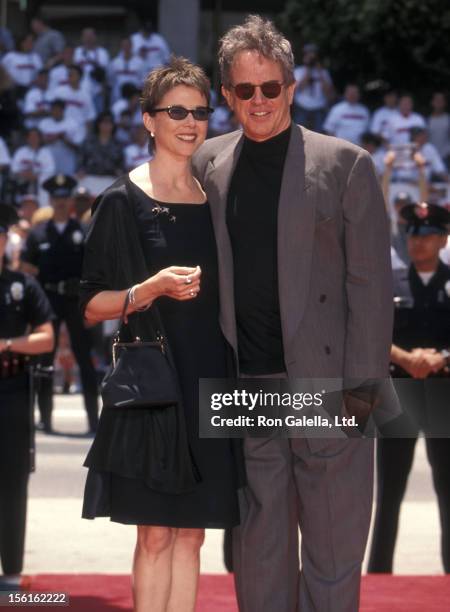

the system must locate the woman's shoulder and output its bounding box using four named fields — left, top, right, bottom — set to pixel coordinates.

left=91, top=174, right=134, bottom=217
